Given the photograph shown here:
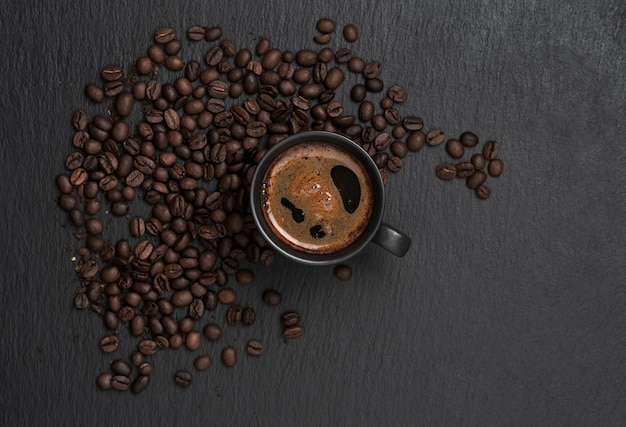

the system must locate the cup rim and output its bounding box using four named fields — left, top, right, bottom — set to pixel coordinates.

left=249, top=131, right=385, bottom=266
